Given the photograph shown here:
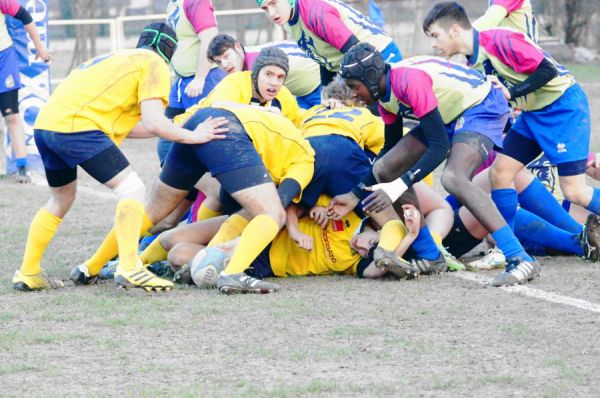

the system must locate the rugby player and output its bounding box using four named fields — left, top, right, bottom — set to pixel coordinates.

left=13, top=23, right=228, bottom=292
left=424, top=2, right=599, bottom=285
left=0, top=0, right=52, bottom=182
left=257, top=0, right=402, bottom=85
